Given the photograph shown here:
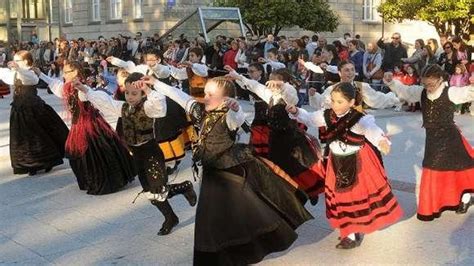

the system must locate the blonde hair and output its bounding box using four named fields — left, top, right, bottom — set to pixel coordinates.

left=208, top=77, right=236, bottom=97
left=455, top=63, right=467, bottom=74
